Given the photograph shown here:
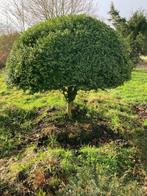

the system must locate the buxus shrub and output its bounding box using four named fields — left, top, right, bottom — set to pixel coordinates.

left=6, top=15, right=132, bottom=117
